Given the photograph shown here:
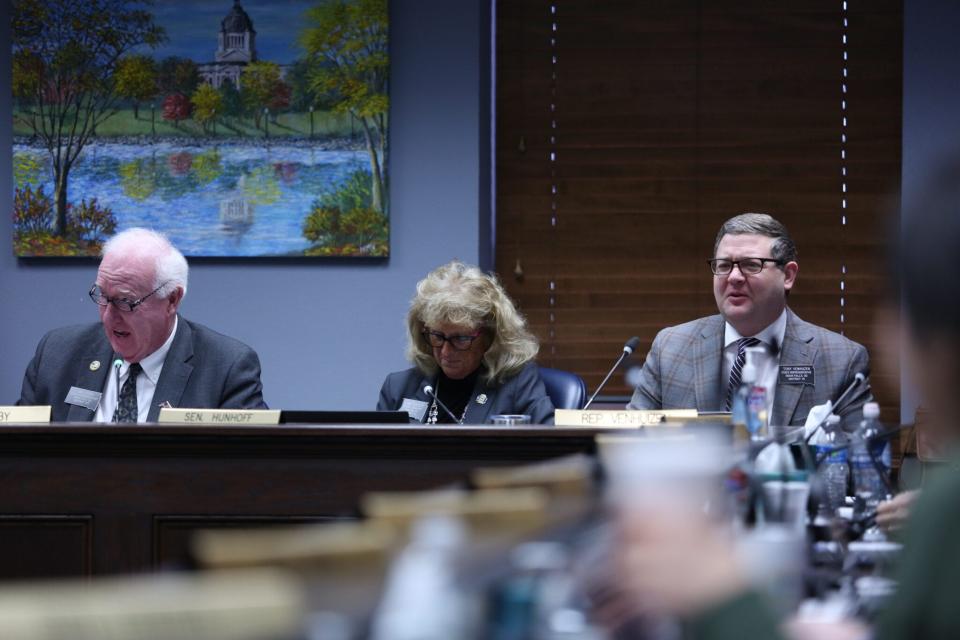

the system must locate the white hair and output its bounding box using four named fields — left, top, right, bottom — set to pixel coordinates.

left=102, top=228, right=189, bottom=298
